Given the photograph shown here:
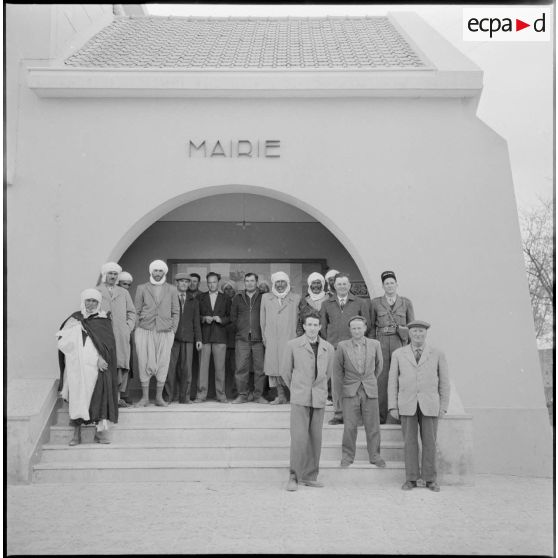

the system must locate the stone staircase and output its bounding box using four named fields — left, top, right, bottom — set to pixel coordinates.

left=33, top=401, right=406, bottom=483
